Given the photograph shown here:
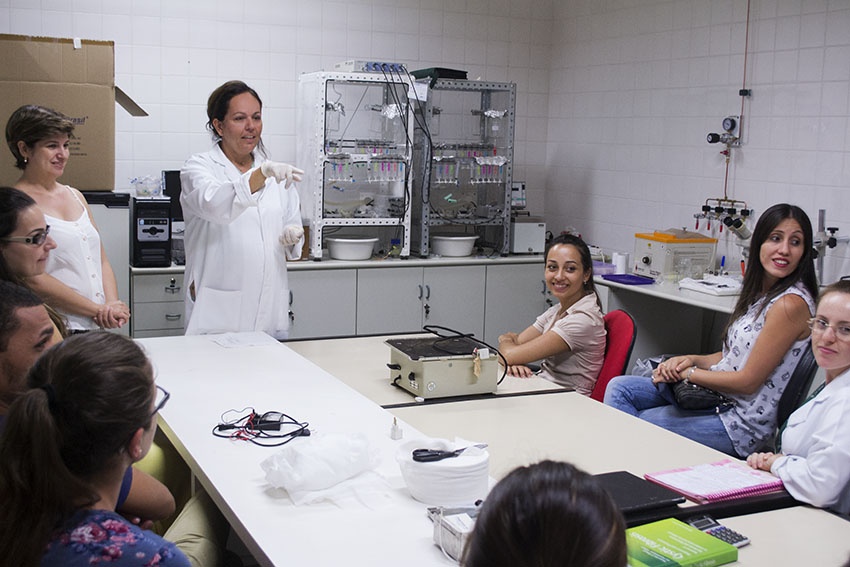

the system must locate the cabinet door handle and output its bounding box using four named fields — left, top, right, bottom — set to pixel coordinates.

left=165, top=285, right=181, bottom=294
left=418, top=284, right=423, bottom=300
left=541, top=280, right=547, bottom=294
left=165, top=313, right=182, bottom=321
left=425, top=284, right=431, bottom=300
left=289, top=290, right=294, bottom=306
